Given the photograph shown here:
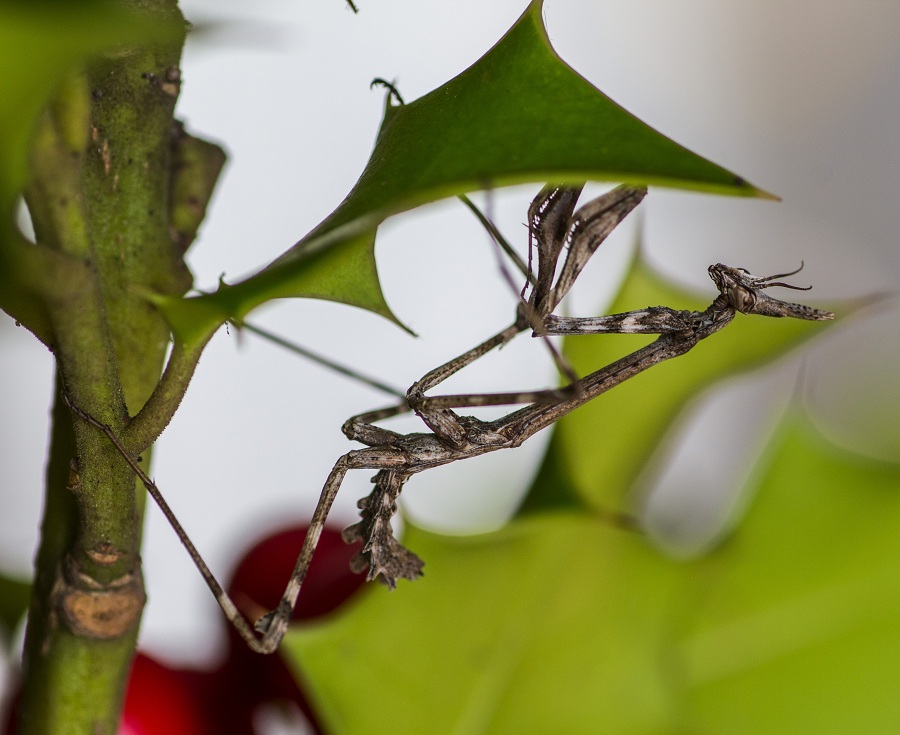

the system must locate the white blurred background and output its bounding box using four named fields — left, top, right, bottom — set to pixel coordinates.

left=1, top=0, right=898, bottom=666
